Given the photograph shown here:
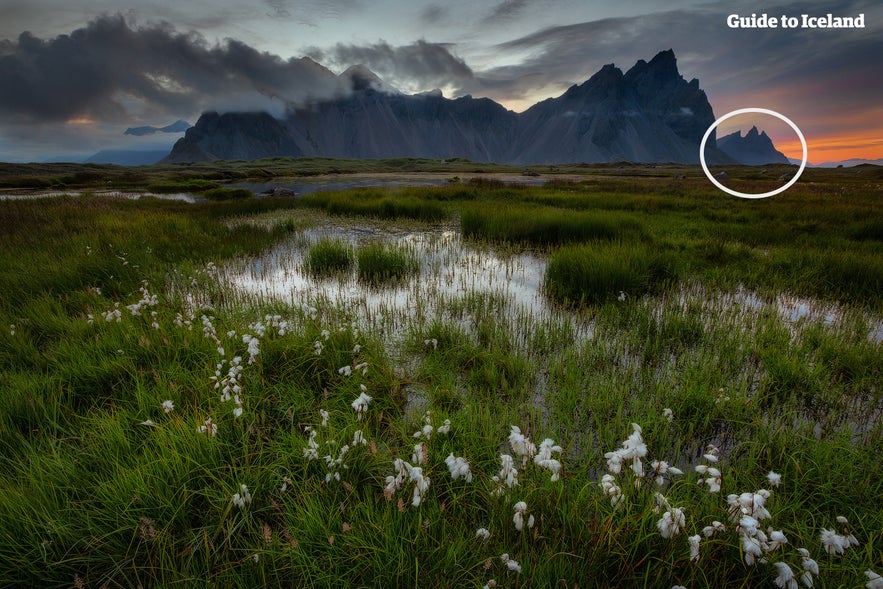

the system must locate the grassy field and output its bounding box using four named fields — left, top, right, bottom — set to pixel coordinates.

left=0, top=164, right=880, bottom=587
